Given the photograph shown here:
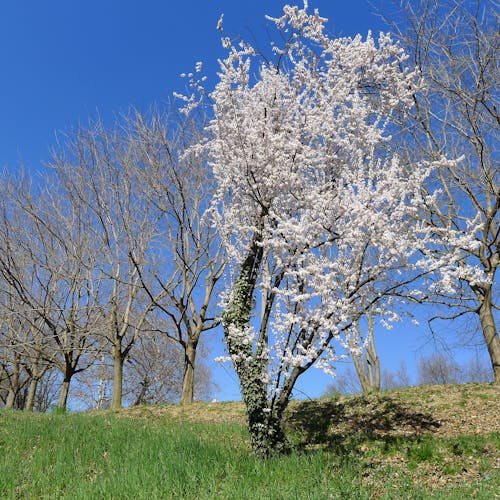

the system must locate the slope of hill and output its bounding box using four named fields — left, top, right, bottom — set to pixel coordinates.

left=1, top=383, right=498, bottom=498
